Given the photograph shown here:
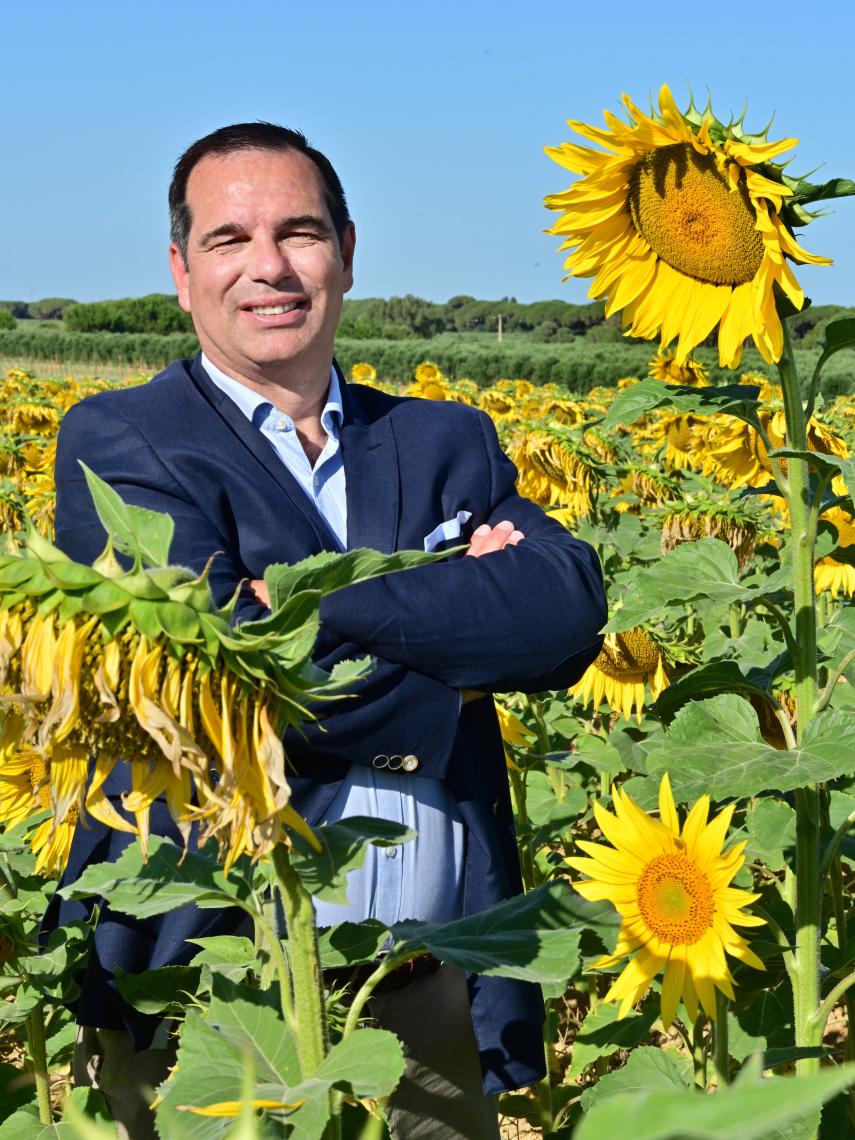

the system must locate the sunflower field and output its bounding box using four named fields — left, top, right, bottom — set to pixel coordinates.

left=2, top=84, right=855, bottom=1139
